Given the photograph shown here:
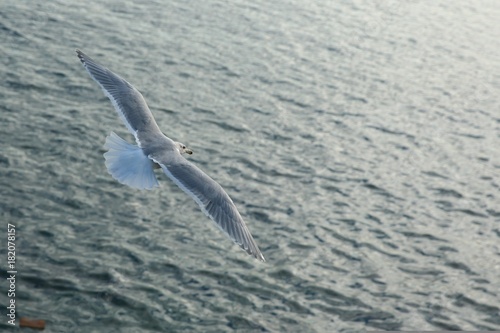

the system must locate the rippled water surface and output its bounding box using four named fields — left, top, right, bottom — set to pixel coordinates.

left=1, top=0, right=500, bottom=332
